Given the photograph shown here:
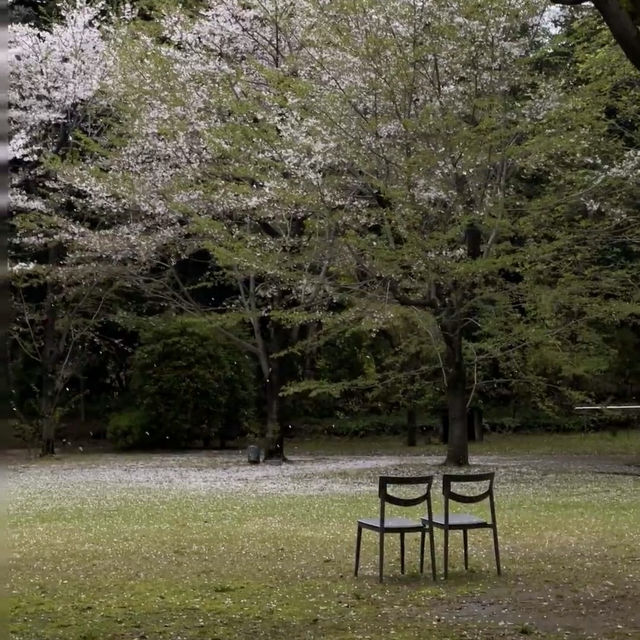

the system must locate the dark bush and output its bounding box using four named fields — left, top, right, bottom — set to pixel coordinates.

left=109, top=317, right=257, bottom=449
left=299, top=413, right=408, bottom=438
left=107, top=409, right=150, bottom=449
